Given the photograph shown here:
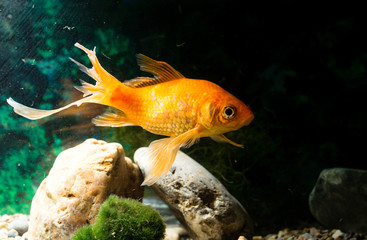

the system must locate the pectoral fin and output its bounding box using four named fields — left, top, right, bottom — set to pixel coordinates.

left=210, top=134, right=244, bottom=148
left=141, top=126, right=200, bottom=186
